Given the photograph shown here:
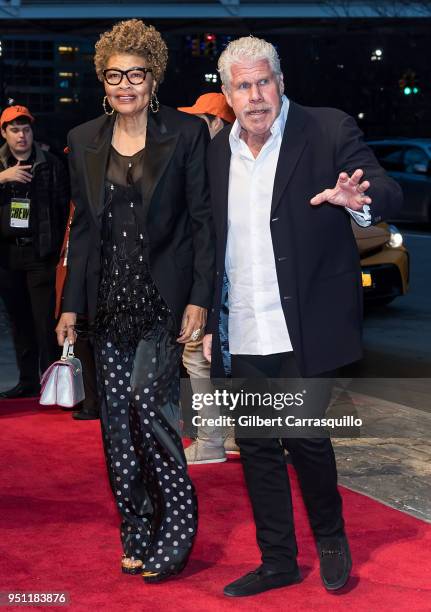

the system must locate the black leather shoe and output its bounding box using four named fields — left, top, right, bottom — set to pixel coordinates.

left=0, top=383, right=40, bottom=399
left=224, top=566, right=302, bottom=597
left=317, top=534, right=352, bottom=591
left=72, top=407, right=100, bottom=420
